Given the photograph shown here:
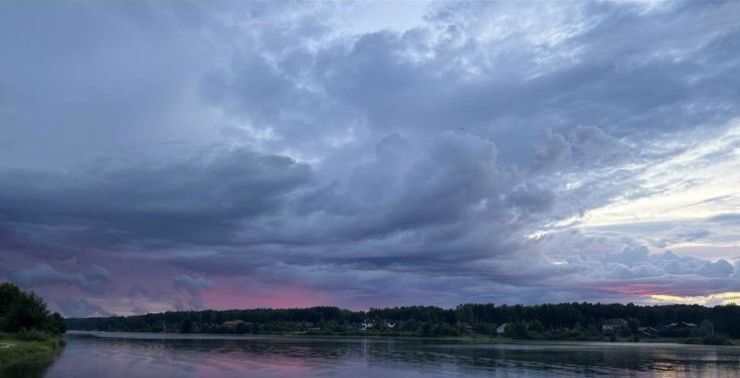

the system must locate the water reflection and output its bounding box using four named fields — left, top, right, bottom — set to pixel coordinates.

left=31, top=333, right=740, bottom=377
